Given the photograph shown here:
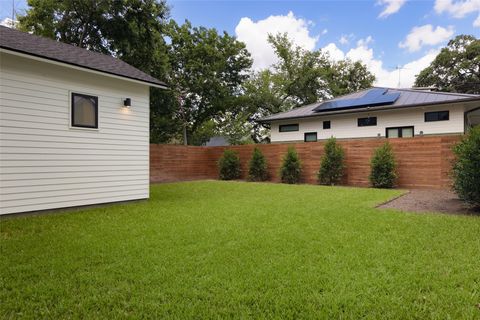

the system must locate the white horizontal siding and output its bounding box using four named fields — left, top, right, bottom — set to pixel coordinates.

left=0, top=52, right=151, bottom=215
left=270, top=105, right=466, bottom=142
